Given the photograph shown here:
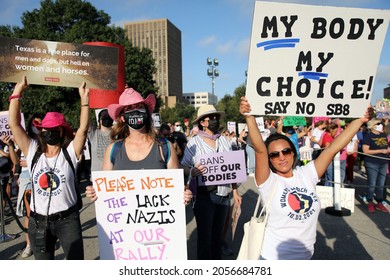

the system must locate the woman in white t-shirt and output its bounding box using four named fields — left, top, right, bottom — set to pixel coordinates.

left=240, top=97, right=371, bottom=260
left=9, top=76, right=90, bottom=260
